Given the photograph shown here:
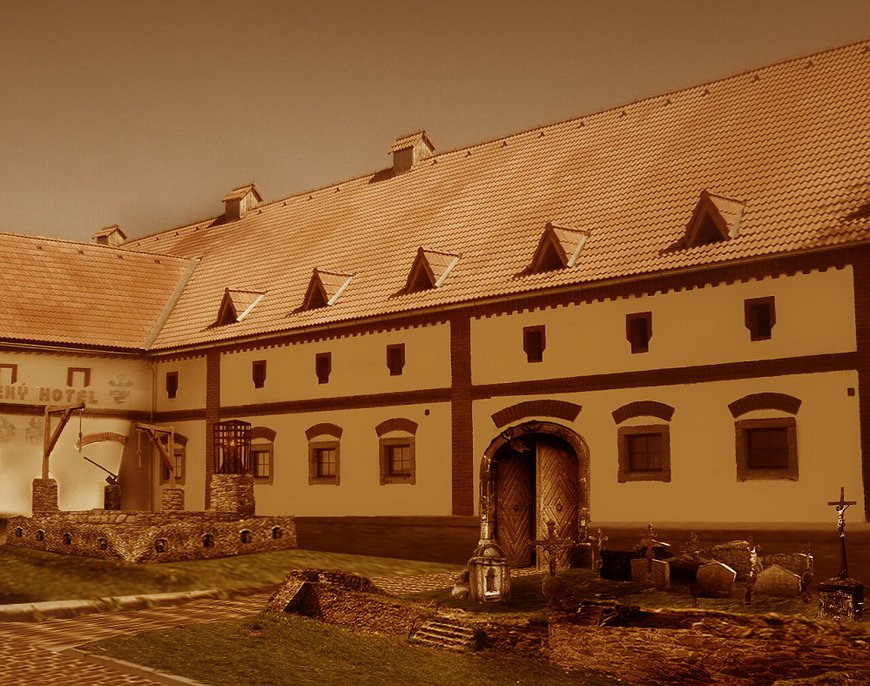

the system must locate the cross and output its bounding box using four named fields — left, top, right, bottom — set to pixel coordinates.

left=590, top=528, right=608, bottom=577
left=679, top=531, right=702, bottom=562
left=529, top=519, right=574, bottom=577
left=827, top=486, right=857, bottom=579
left=638, top=523, right=657, bottom=573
